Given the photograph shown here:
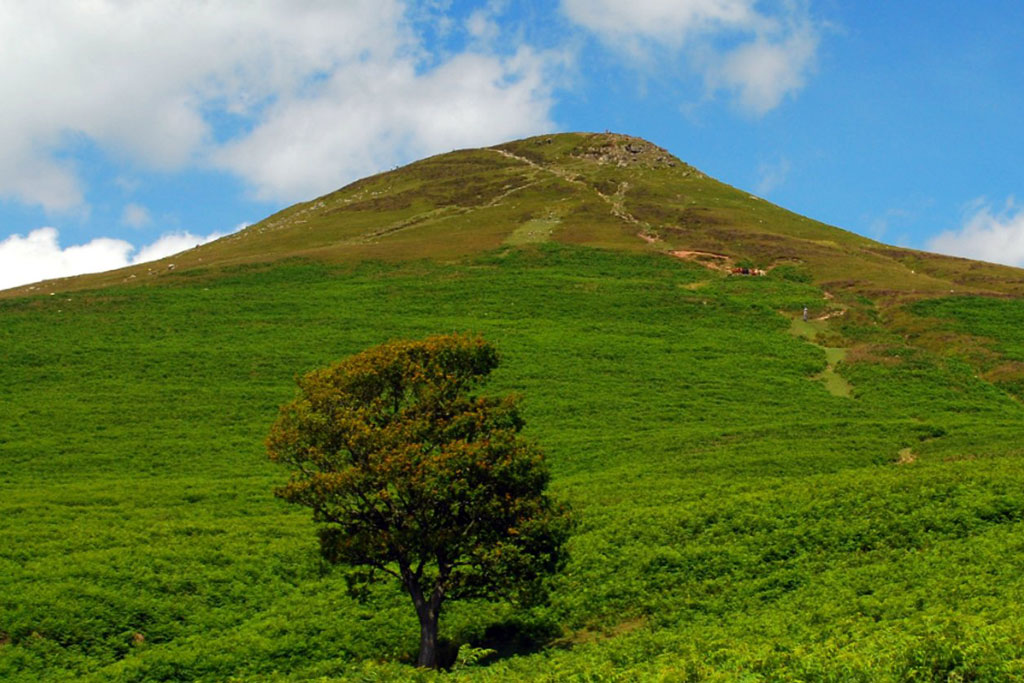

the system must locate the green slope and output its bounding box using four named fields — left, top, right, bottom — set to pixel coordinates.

left=4, top=245, right=1024, bottom=681
left=4, top=133, right=1024, bottom=681
left=8, top=132, right=1024, bottom=302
